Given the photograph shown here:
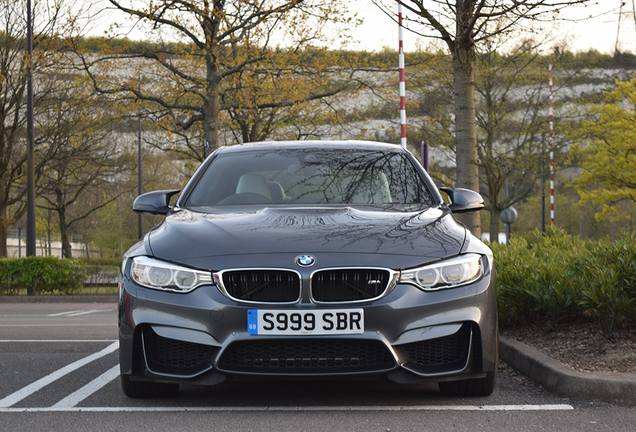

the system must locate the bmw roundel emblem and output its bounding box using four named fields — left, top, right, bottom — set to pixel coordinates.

left=295, top=255, right=316, bottom=267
